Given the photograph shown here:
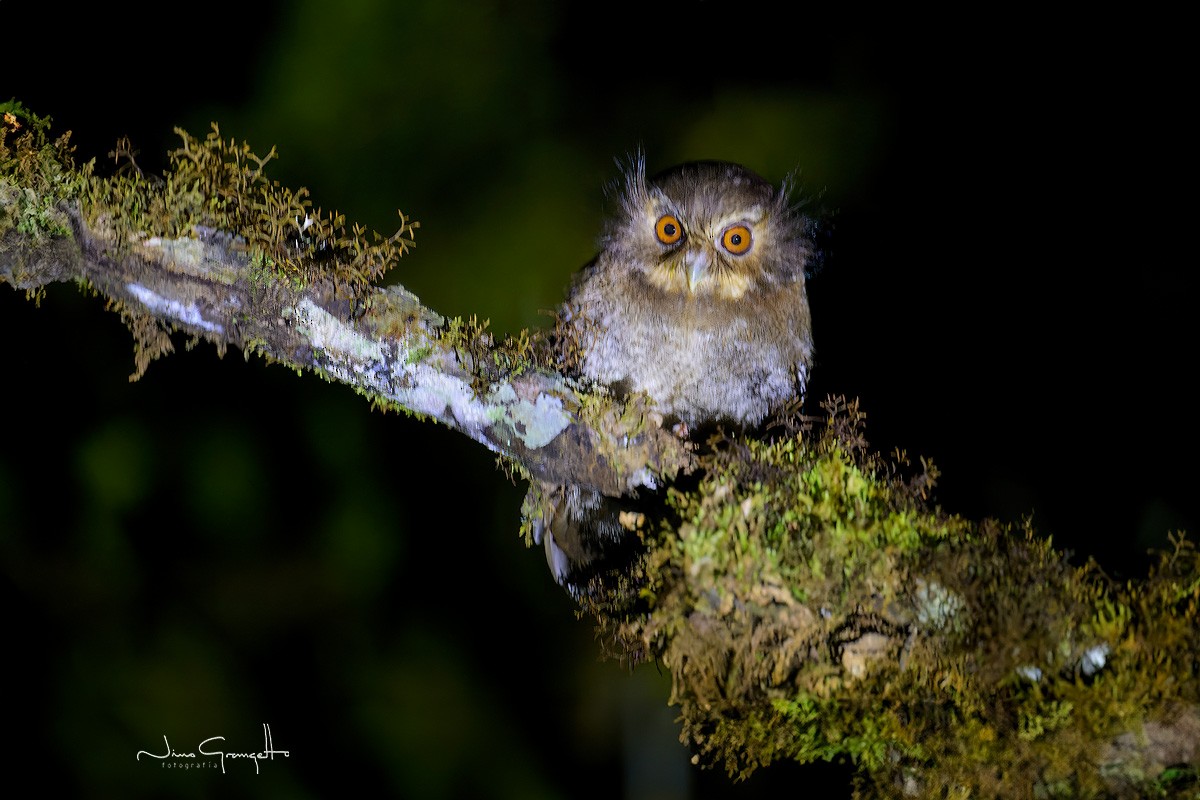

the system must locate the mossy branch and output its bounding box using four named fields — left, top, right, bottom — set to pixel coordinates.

left=3, top=108, right=1197, bottom=798
left=0, top=109, right=692, bottom=498
left=603, top=404, right=1199, bottom=798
